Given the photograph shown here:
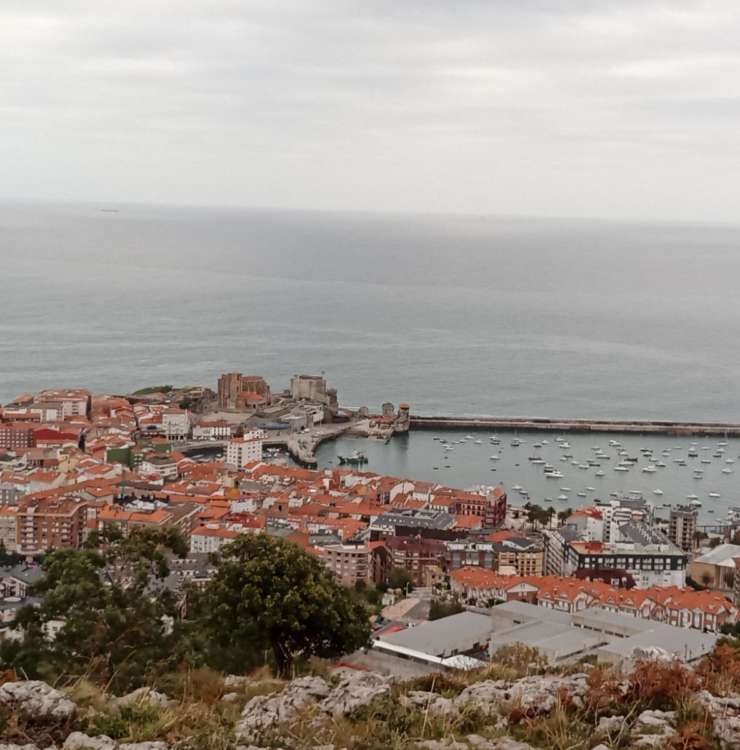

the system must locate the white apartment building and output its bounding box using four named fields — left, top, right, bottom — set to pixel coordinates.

left=225, top=430, right=264, bottom=468
left=189, top=526, right=240, bottom=554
